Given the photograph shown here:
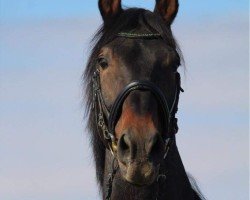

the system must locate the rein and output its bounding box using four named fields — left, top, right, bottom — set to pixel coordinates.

left=92, top=32, right=183, bottom=200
